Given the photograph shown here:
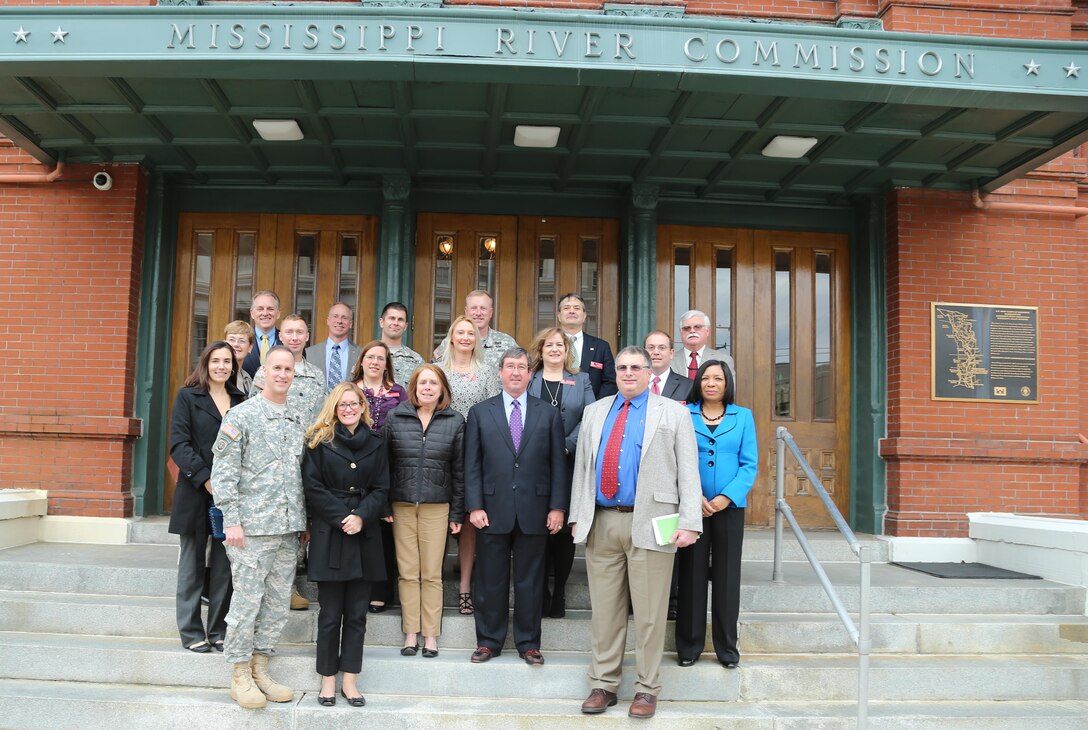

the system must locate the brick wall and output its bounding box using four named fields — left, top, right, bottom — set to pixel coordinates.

left=883, top=182, right=1088, bottom=536
left=0, top=144, right=147, bottom=517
